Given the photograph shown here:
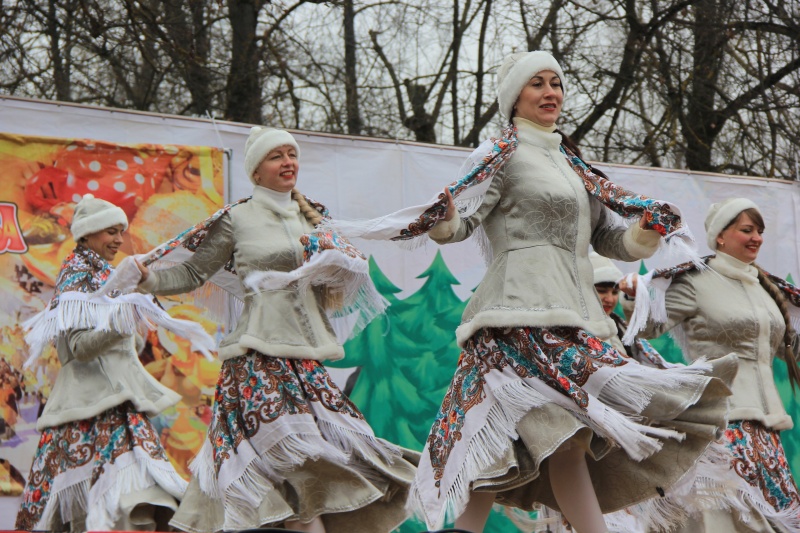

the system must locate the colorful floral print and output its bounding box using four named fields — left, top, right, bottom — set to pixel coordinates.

left=209, top=351, right=365, bottom=473
left=724, top=420, right=800, bottom=513
left=426, top=326, right=628, bottom=488
left=49, top=245, right=114, bottom=308
left=15, top=402, right=171, bottom=530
